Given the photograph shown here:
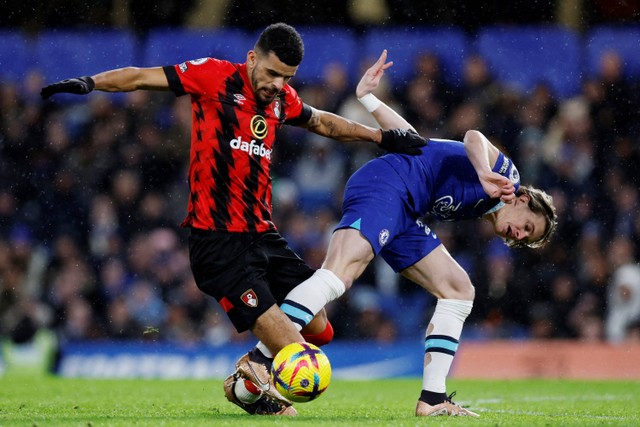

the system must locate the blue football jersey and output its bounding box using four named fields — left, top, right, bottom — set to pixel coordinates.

left=337, top=138, right=521, bottom=270
left=379, top=138, right=520, bottom=221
